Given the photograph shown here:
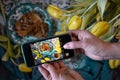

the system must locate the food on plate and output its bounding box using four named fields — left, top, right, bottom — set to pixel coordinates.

left=40, top=42, right=50, bottom=52
left=14, top=12, right=49, bottom=38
